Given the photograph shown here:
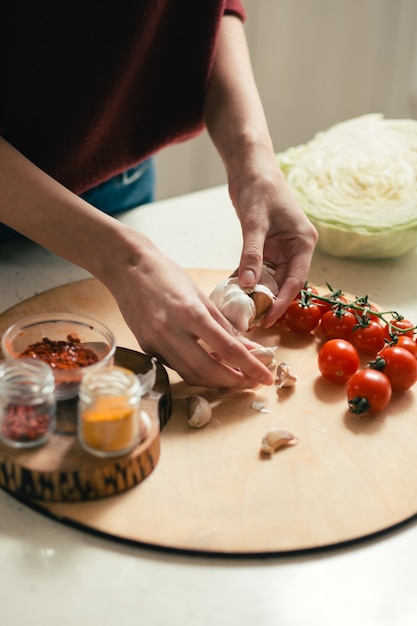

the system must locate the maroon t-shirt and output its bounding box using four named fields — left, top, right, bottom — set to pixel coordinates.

left=0, top=1, right=245, bottom=194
